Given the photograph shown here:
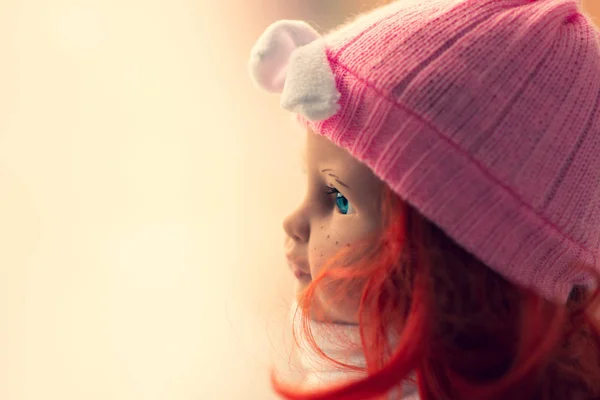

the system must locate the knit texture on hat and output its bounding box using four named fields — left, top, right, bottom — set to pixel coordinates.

left=293, top=0, right=600, bottom=303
